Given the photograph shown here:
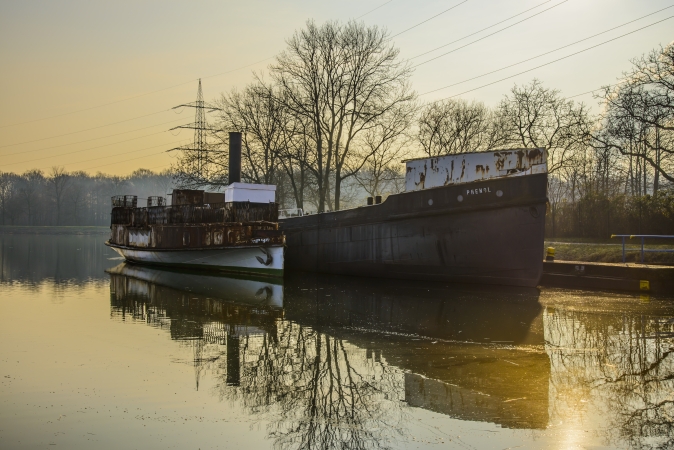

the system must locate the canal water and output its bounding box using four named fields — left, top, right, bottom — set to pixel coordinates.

left=1, top=234, right=673, bottom=450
